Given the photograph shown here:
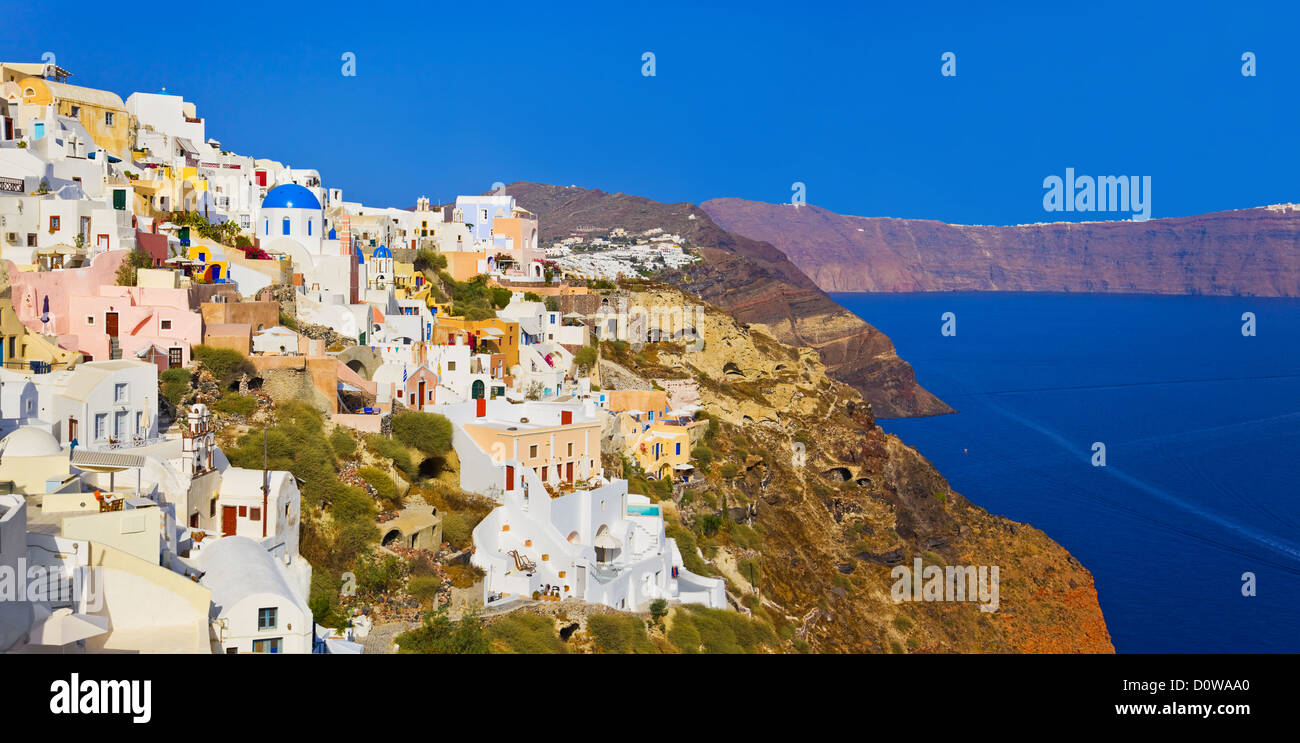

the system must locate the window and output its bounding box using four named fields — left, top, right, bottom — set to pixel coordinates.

left=252, top=638, right=282, bottom=654
left=49, top=216, right=60, bottom=231
left=447, top=361, right=456, bottom=371
left=567, top=442, right=573, bottom=457
left=168, top=347, right=182, bottom=368
left=264, top=219, right=269, bottom=235
left=676, top=443, right=682, bottom=455
left=529, top=444, right=538, bottom=458
left=210, top=498, right=217, bottom=517
left=257, top=607, right=278, bottom=631
left=86, top=316, right=94, bottom=325
left=160, top=319, right=172, bottom=331
left=282, top=217, right=290, bottom=235
left=104, top=111, right=115, bottom=126
left=69, top=105, right=80, bottom=117
left=114, top=383, right=127, bottom=403
left=250, top=507, right=261, bottom=521
left=26, top=234, right=36, bottom=247
left=94, top=413, right=107, bottom=440
left=307, top=220, right=312, bottom=236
